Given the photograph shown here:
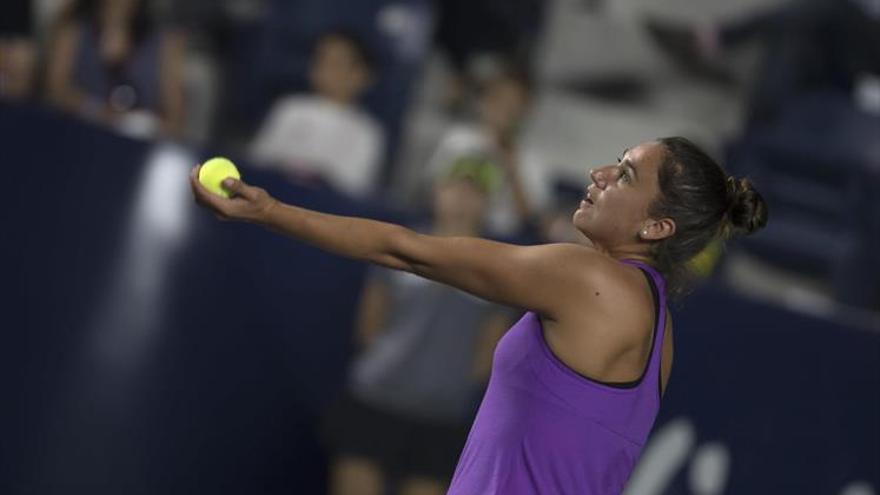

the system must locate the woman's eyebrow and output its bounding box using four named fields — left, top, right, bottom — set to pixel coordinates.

left=619, top=151, right=639, bottom=181
left=623, top=160, right=638, bottom=181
